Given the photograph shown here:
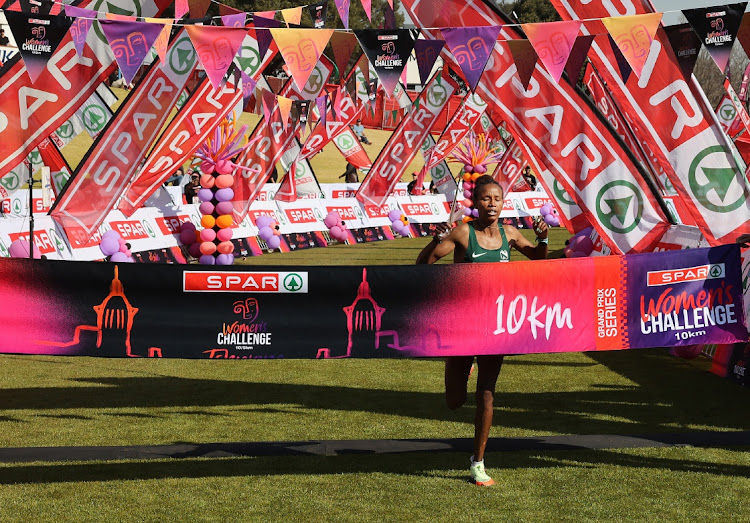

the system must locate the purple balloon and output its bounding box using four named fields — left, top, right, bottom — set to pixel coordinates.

left=197, top=188, right=214, bottom=202
left=388, top=209, right=402, bottom=222
left=462, top=207, right=472, bottom=216
left=259, top=226, right=274, bottom=241
left=544, top=214, right=560, bottom=227
left=110, top=251, right=129, bottom=262
left=99, top=236, right=120, bottom=256
left=215, top=188, right=234, bottom=202
left=199, top=201, right=215, bottom=215
left=101, top=229, right=120, bottom=241
left=188, top=243, right=202, bottom=258
left=216, top=253, right=235, bottom=265
left=215, top=201, right=234, bottom=215
left=179, top=229, right=196, bottom=245
left=181, top=221, right=196, bottom=231
left=256, top=216, right=272, bottom=229
left=266, top=235, right=281, bottom=249
left=324, top=212, right=340, bottom=228
left=199, top=254, right=216, bottom=265
left=540, top=203, right=553, bottom=216
left=471, top=209, right=479, bottom=218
